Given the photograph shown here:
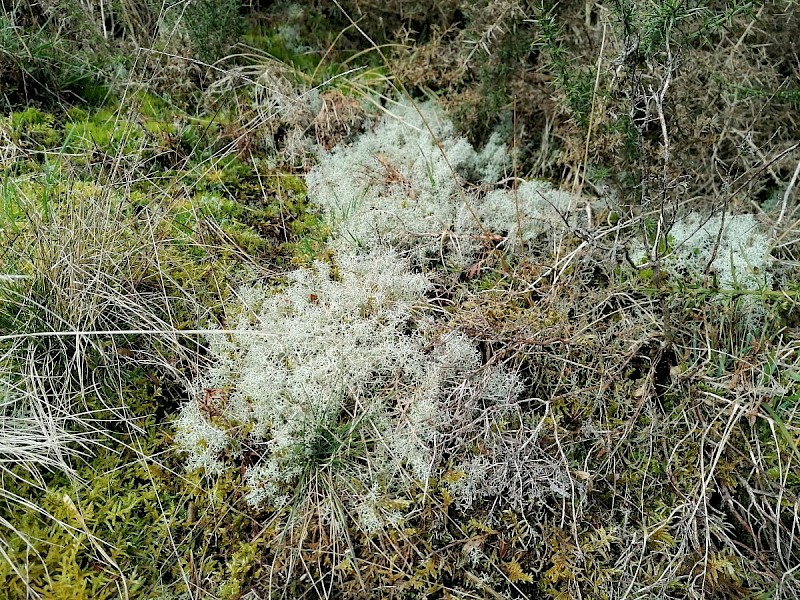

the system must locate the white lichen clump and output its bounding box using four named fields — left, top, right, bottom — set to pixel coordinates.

left=476, top=181, right=577, bottom=253
left=306, top=101, right=511, bottom=265
left=306, top=101, right=586, bottom=264
left=176, top=97, right=591, bottom=526
left=667, top=213, right=772, bottom=291
left=628, top=212, right=773, bottom=331
left=175, top=248, right=521, bottom=521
